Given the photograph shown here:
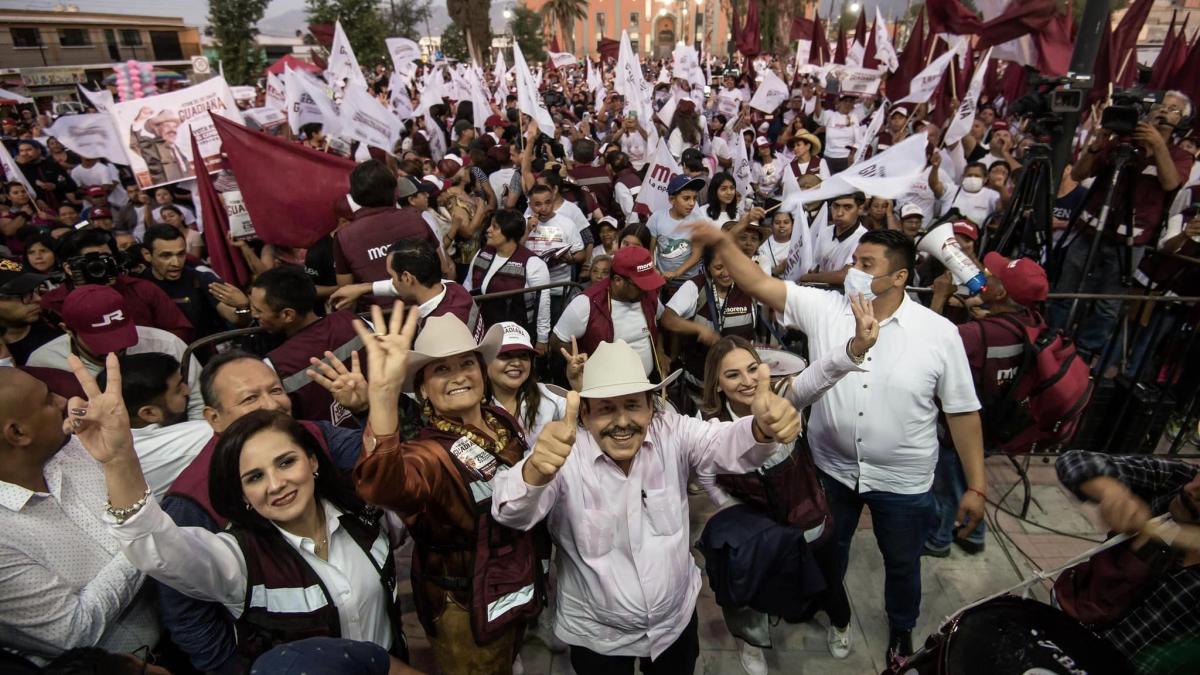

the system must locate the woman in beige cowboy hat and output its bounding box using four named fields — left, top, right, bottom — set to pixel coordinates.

left=489, top=338, right=802, bottom=675
left=352, top=306, right=543, bottom=675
